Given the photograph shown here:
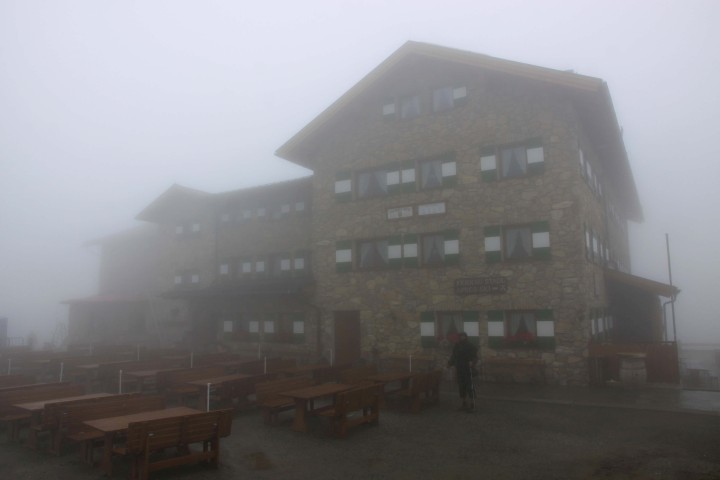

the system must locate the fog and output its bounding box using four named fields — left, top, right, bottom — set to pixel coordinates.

left=1, top=0, right=718, bottom=345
